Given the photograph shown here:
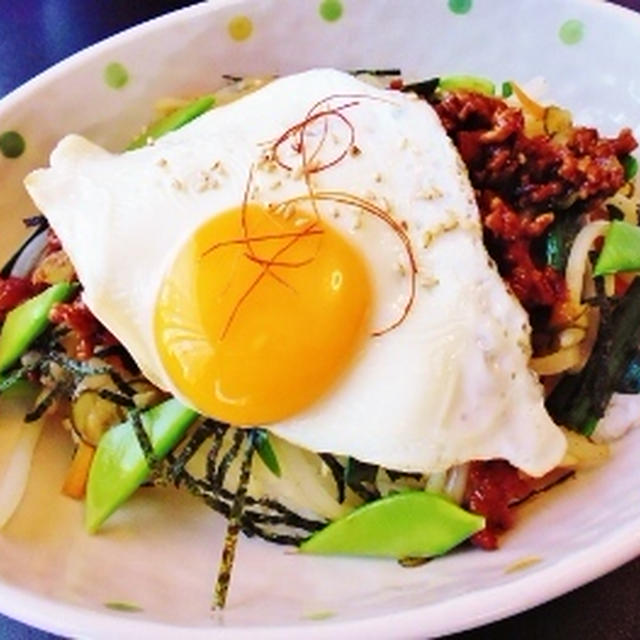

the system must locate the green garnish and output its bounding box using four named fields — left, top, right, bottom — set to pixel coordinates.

left=0, top=282, right=75, bottom=375
left=546, top=215, right=581, bottom=271
left=439, top=74, right=495, bottom=96
left=594, top=220, right=640, bottom=276
left=623, top=155, right=638, bottom=181
left=501, top=81, right=513, bottom=98
left=85, top=399, right=198, bottom=532
left=251, top=429, right=281, bottom=477
left=299, top=491, right=484, bottom=558
left=127, top=94, right=216, bottom=150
